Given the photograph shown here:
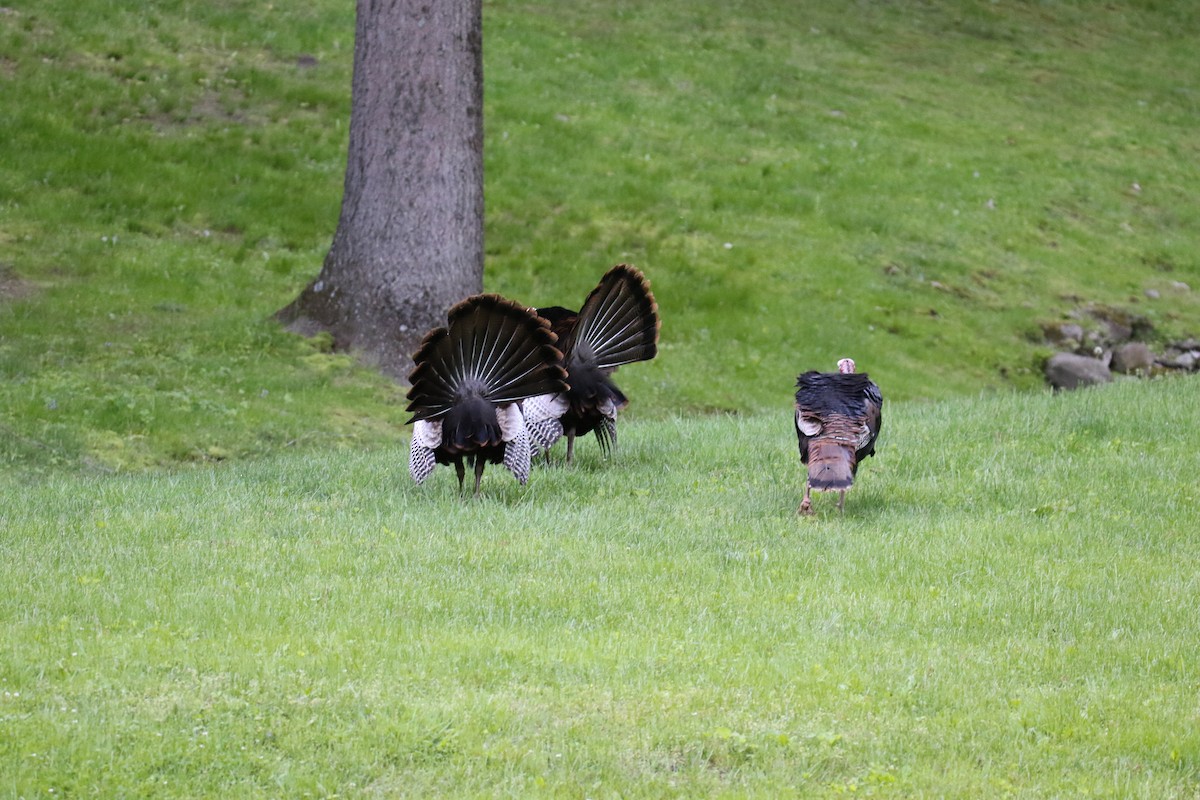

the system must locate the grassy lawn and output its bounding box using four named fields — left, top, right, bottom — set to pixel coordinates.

left=3, top=378, right=1199, bottom=796
left=2, top=0, right=1200, bottom=795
